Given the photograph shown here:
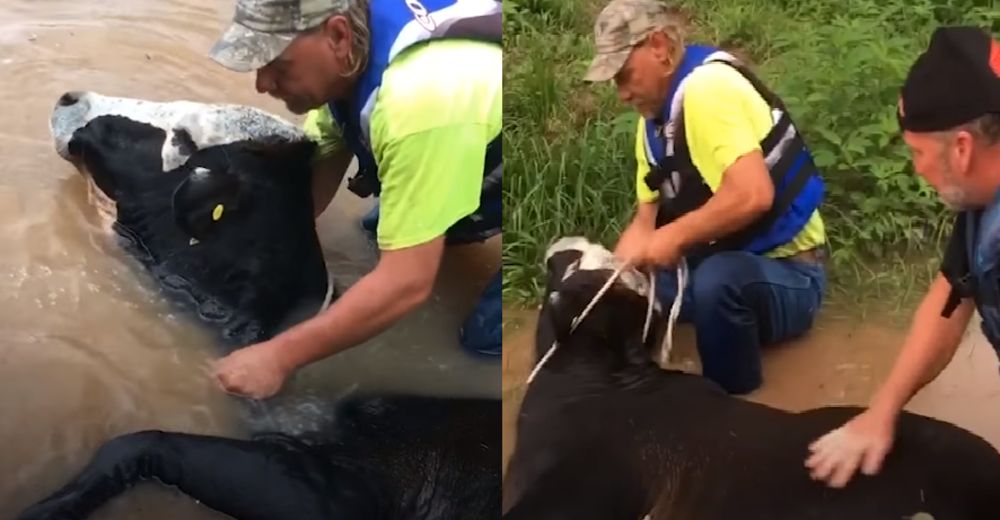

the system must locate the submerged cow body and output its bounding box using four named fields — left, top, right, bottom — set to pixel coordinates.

left=50, top=91, right=334, bottom=348
left=21, top=92, right=502, bottom=519
left=16, top=393, right=501, bottom=520
left=502, top=236, right=1000, bottom=520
